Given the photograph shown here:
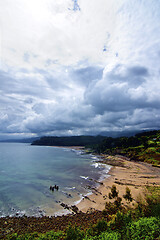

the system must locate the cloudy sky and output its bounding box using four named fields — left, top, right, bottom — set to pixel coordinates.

left=0, top=0, right=160, bottom=139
